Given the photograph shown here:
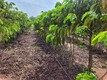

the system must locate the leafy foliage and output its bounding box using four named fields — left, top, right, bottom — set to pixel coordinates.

left=0, top=0, right=31, bottom=43
left=76, top=71, right=97, bottom=80
left=49, top=25, right=58, bottom=32
left=75, top=25, right=88, bottom=37
left=34, top=0, right=107, bottom=72
left=92, top=31, right=107, bottom=47
left=34, top=0, right=106, bottom=46
left=46, top=34, right=54, bottom=43
left=64, top=13, right=77, bottom=24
